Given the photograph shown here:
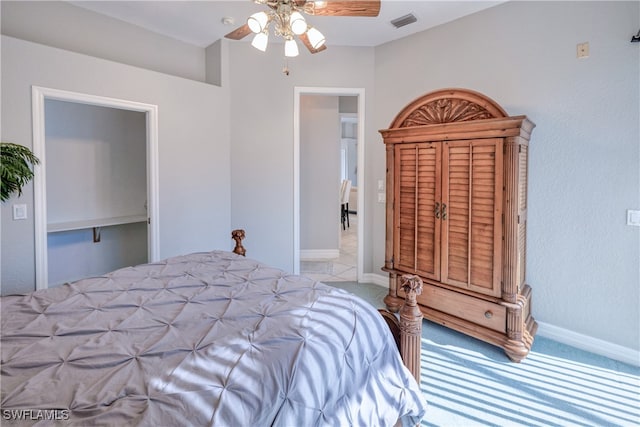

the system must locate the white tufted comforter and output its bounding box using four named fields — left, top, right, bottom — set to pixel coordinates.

left=1, top=251, right=426, bottom=426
